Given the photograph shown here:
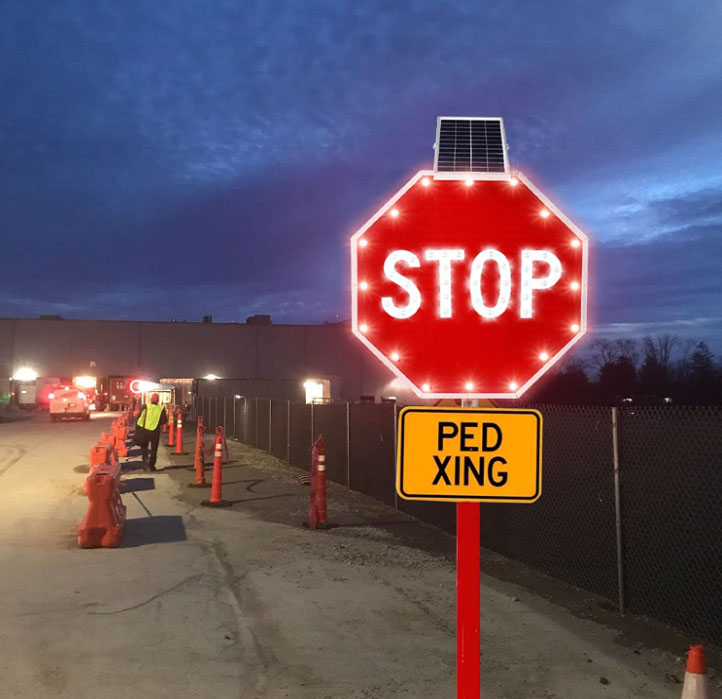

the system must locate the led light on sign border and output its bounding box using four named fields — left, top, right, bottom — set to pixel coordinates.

left=359, top=281, right=368, bottom=291
left=509, top=381, right=518, bottom=391
left=421, top=177, right=431, bottom=187
left=539, top=352, right=549, bottom=361
left=465, top=178, right=474, bottom=187
left=358, top=238, right=368, bottom=247
left=391, top=352, right=400, bottom=362
left=570, top=281, right=580, bottom=290
left=509, top=177, right=519, bottom=186
left=422, top=383, right=430, bottom=392
left=571, top=323, right=580, bottom=332
left=465, top=381, right=474, bottom=390
left=540, top=208, right=550, bottom=218
left=571, top=239, right=581, bottom=248
left=390, top=208, right=400, bottom=218
left=360, top=323, right=368, bottom=334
